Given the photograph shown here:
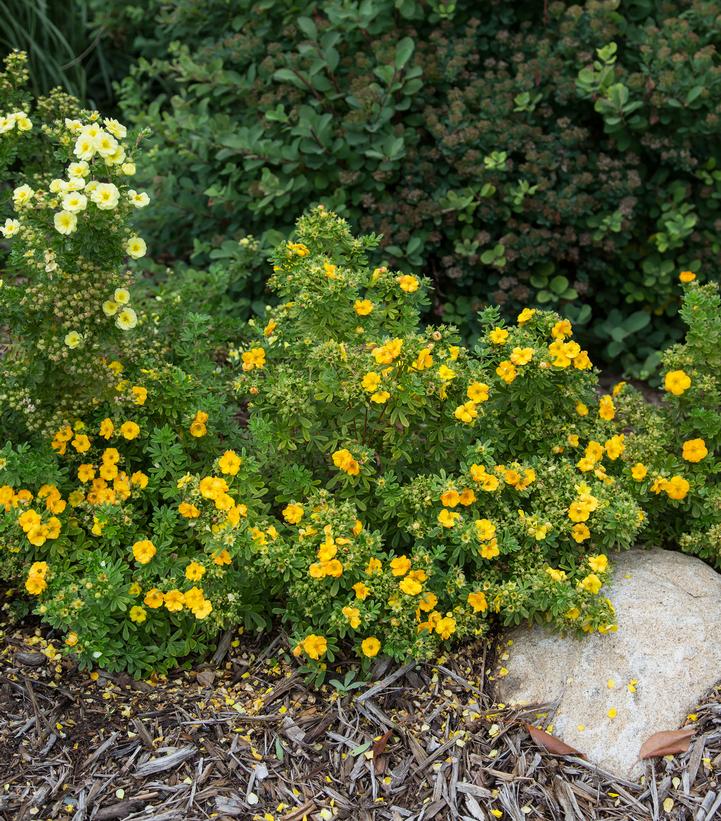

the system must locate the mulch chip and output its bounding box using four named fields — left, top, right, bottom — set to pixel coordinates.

left=1, top=620, right=720, bottom=821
